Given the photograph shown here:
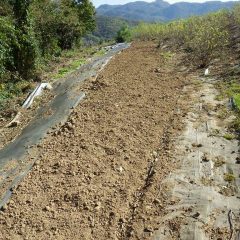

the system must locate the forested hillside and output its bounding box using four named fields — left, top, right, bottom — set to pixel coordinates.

left=97, top=0, right=237, bottom=22
left=91, top=15, right=137, bottom=42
